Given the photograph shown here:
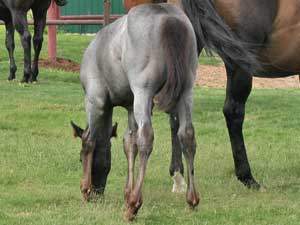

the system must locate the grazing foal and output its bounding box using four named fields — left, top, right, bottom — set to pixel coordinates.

left=72, top=3, right=199, bottom=220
